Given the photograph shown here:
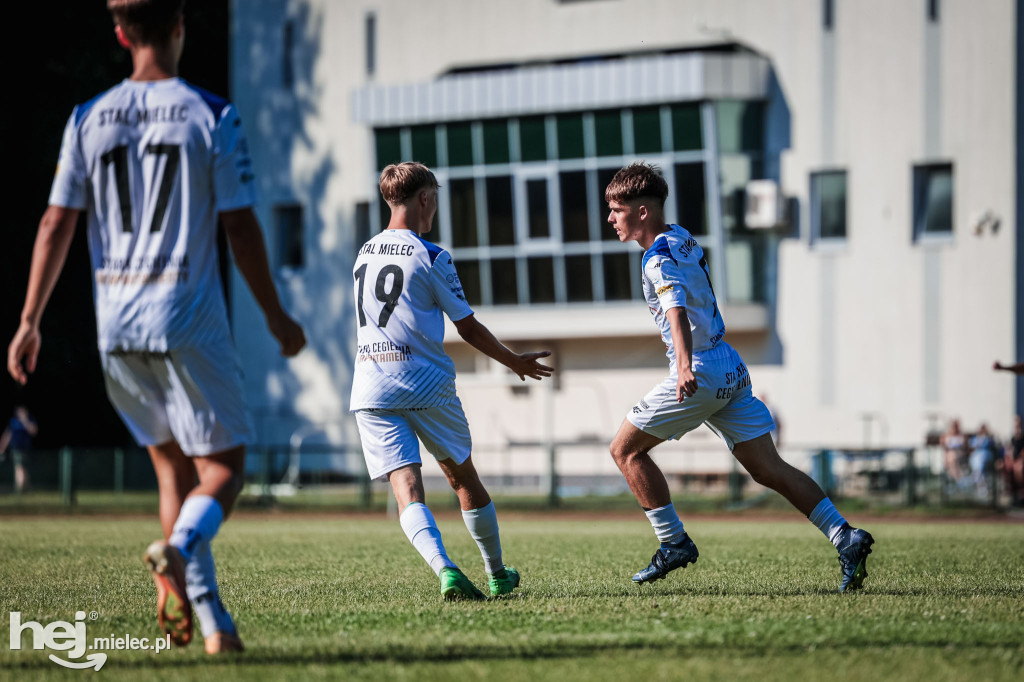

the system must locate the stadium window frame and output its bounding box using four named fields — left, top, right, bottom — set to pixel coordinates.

left=273, top=203, right=305, bottom=271
left=809, top=169, right=848, bottom=245
left=912, top=162, right=954, bottom=243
